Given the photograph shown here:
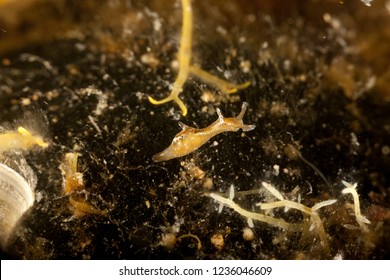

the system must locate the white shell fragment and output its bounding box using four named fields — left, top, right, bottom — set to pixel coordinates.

left=0, top=156, right=36, bottom=250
